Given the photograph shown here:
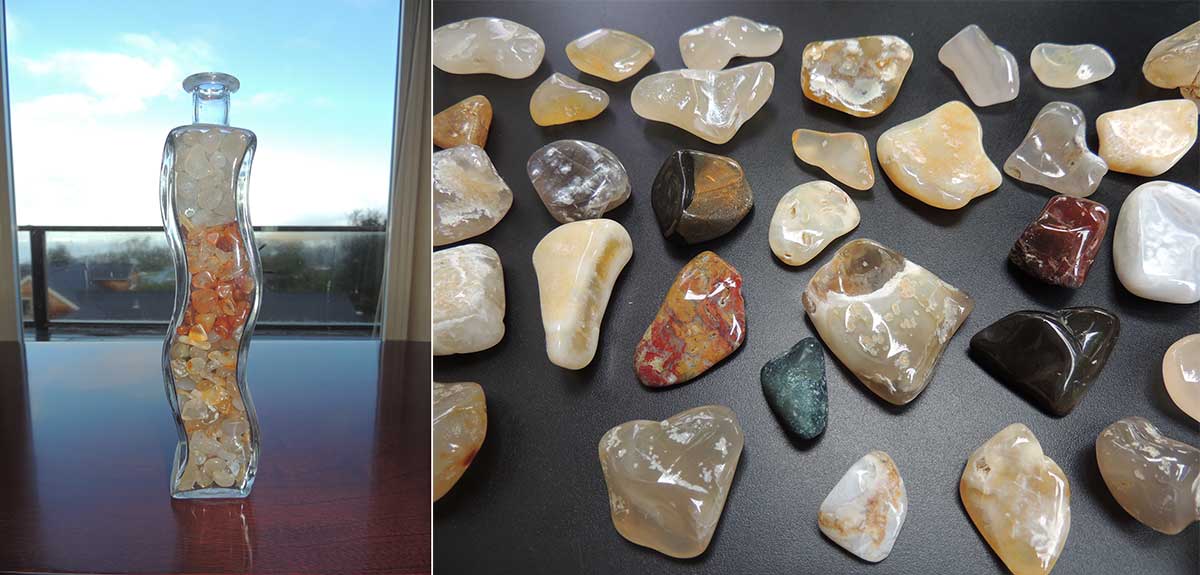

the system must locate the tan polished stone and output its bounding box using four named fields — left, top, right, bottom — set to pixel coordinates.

left=678, top=16, right=782, bottom=70
left=877, top=101, right=1001, bottom=210
left=432, top=17, right=545, bottom=79
left=631, top=62, right=774, bottom=144
left=801, top=35, right=913, bottom=118
left=1143, top=21, right=1200, bottom=100
left=433, top=381, right=487, bottom=502
left=961, top=424, right=1070, bottom=575
left=791, top=129, right=875, bottom=190
left=433, top=95, right=492, bottom=149
left=1096, top=416, right=1199, bottom=535
left=432, top=244, right=505, bottom=356
left=1096, top=99, right=1198, bottom=177
left=566, top=28, right=655, bottom=82
left=529, top=73, right=609, bottom=126
left=769, top=181, right=860, bottom=266
left=432, top=144, right=513, bottom=246
left=1164, top=334, right=1200, bottom=422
